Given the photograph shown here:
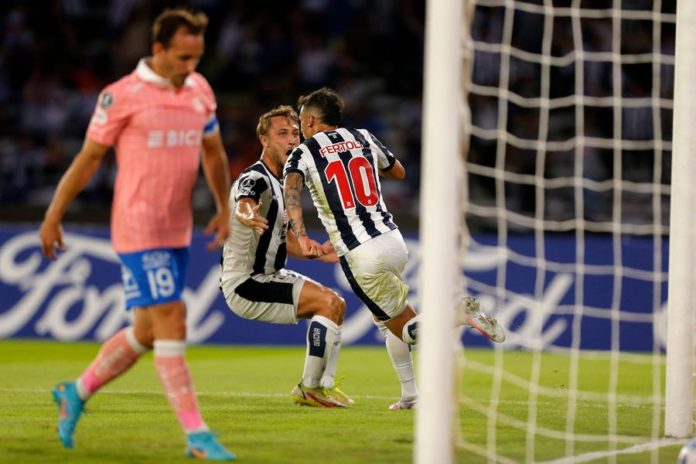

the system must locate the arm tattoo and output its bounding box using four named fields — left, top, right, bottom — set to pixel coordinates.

left=284, top=173, right=307, bottom=238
